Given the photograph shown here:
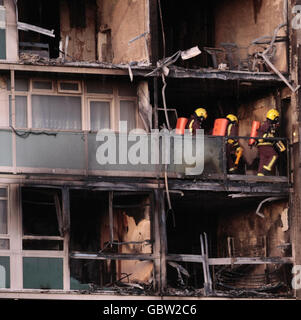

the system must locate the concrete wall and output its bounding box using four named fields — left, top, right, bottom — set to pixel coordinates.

left=214, top=0, right=287, bottom=72
left=4, top=0, right=18, bottom=62
left=97, top=0, right=150, bottom=64
left=60, top=0, right=96, bottom=61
